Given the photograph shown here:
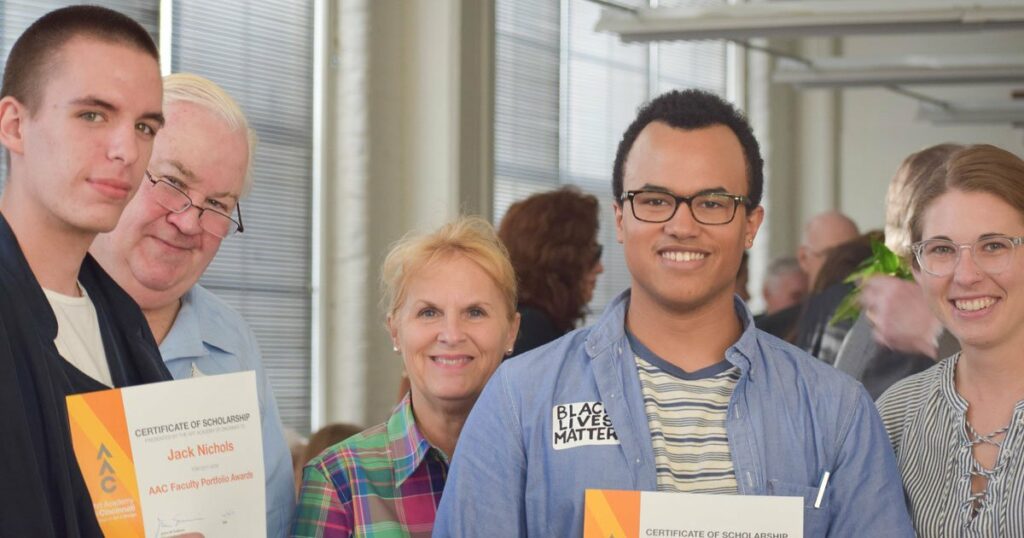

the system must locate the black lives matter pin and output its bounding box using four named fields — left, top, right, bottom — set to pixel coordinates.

left=551, top=401, right=620, bottom=450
